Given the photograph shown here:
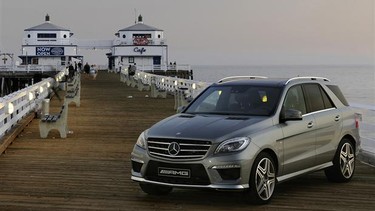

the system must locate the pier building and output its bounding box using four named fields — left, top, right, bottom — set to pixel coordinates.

left=19, top=14, right=80, bottom=66
left=108, top=15, right=168, bottom=72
